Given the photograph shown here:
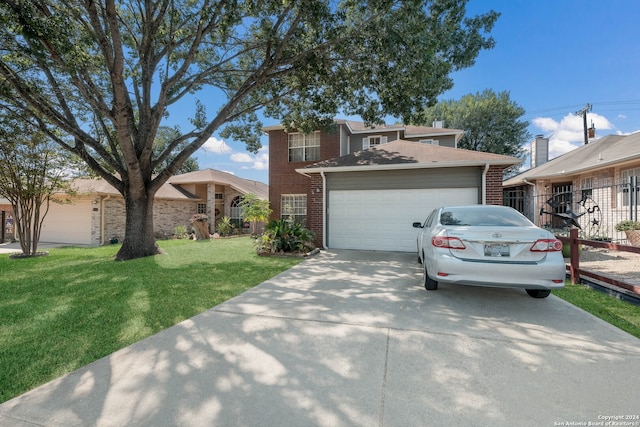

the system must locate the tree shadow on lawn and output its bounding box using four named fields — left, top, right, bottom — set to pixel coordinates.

left=0, top=244, right=299, bottom=404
